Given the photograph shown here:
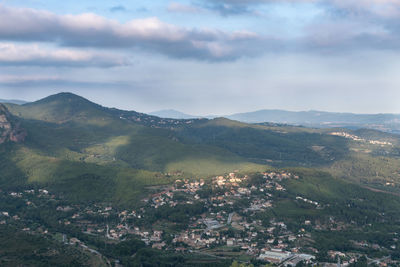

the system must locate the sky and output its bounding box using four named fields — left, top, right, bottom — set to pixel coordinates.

left=0, top=0, right=399, bottom=115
